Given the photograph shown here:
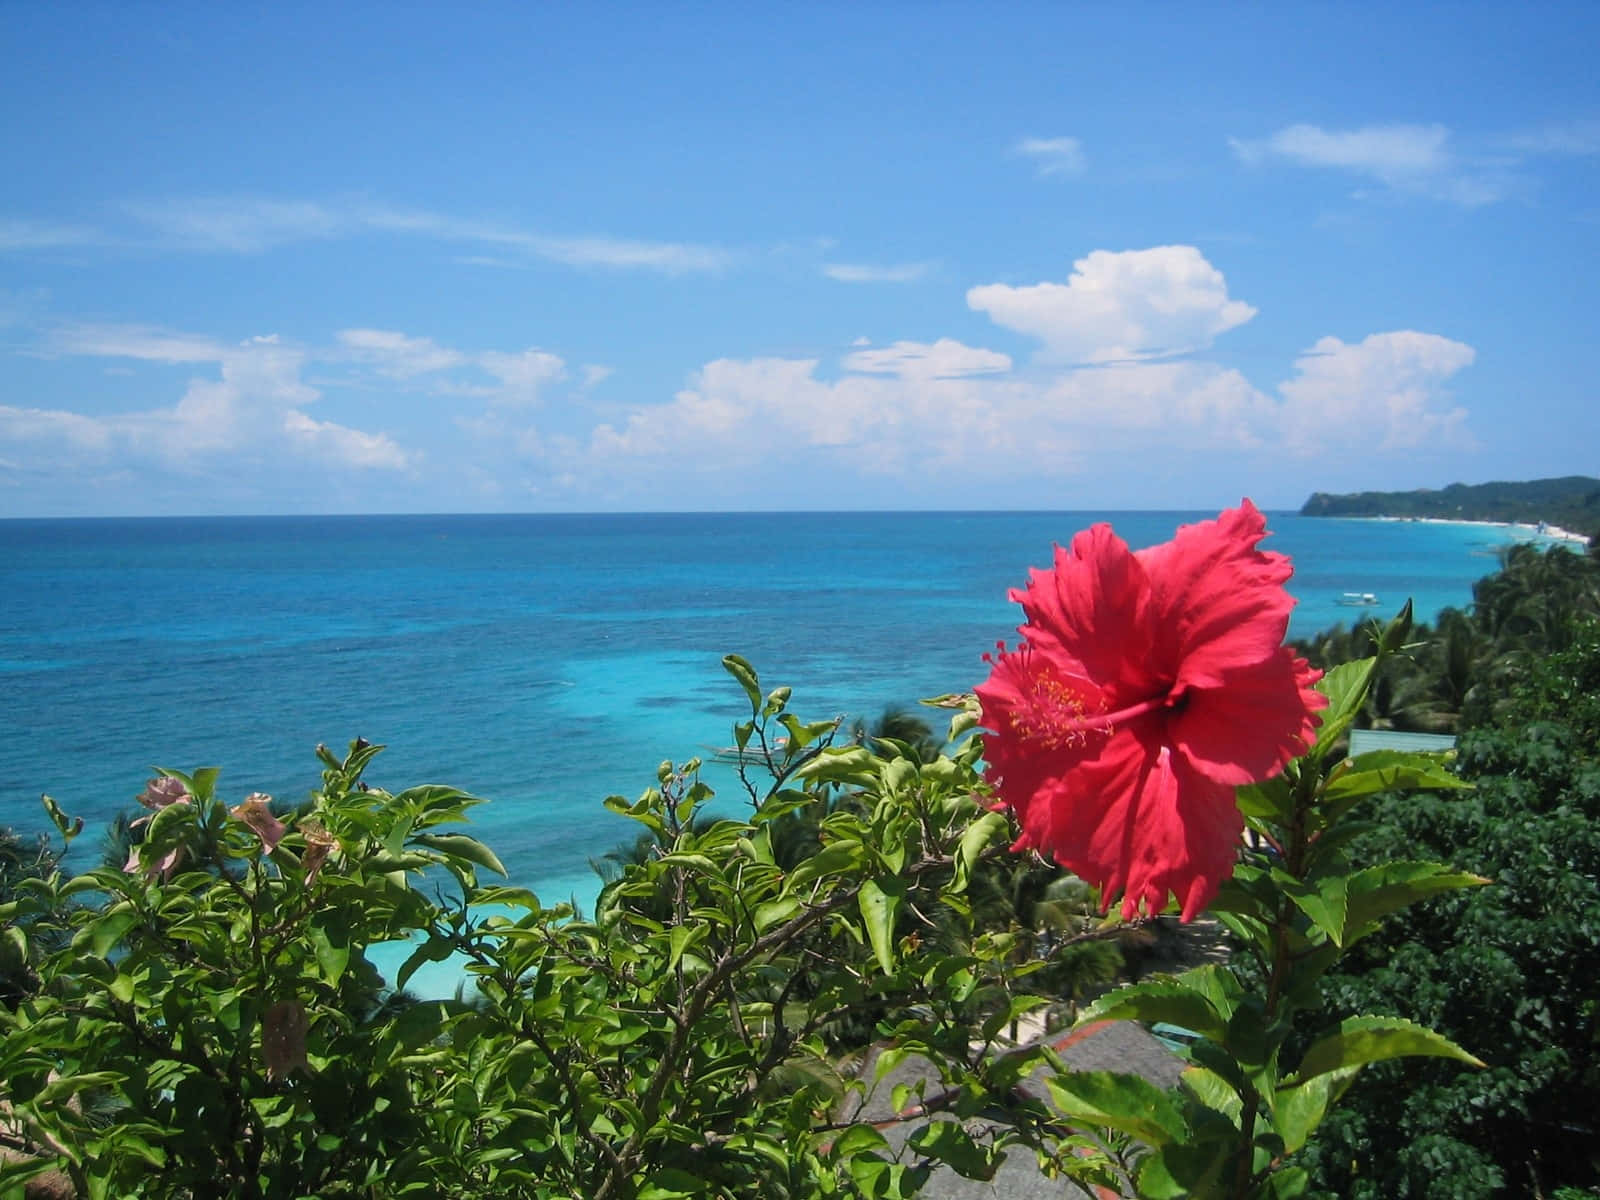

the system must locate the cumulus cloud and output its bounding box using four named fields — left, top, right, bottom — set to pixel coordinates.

left=284, top=410, right=412, bottom=469
left=1277, top=331, right=1476, bottom=453
left=843, top=339, right=1011, bottom=380
left=5, top=324, right=414, bottom=474
left=967, top=246, right=1257, bottom=363
left=822, top=262, right=933, bottom=284
left=1015, top=136, right=1087, bottom=176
